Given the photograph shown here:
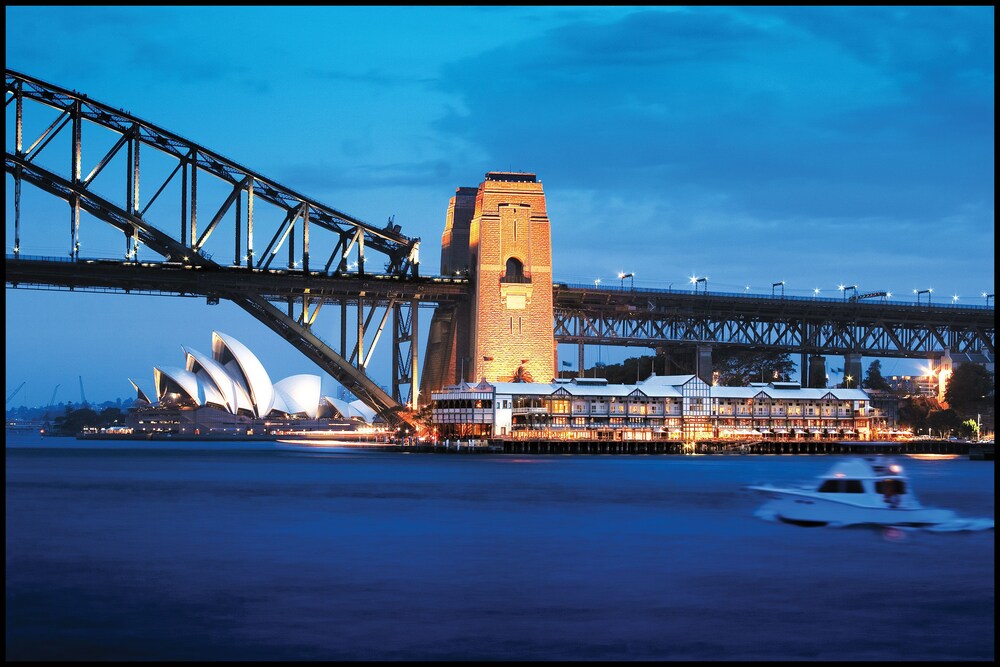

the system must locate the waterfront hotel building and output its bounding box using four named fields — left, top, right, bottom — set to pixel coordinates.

left=431, top=374, right=873, bottom=441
